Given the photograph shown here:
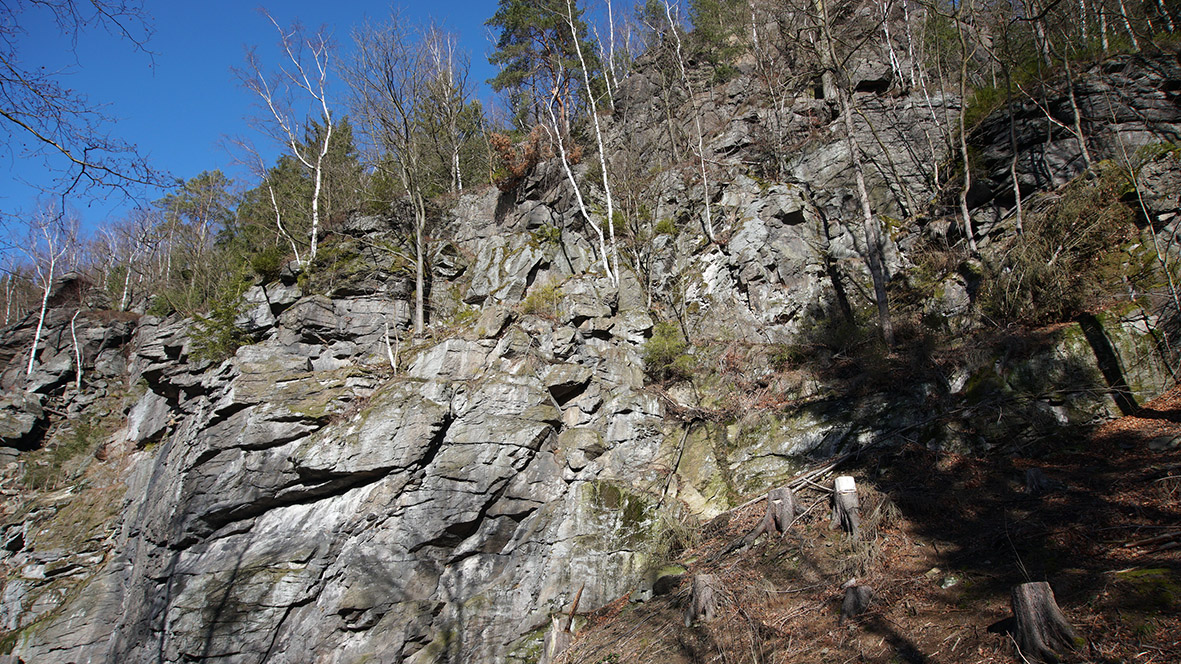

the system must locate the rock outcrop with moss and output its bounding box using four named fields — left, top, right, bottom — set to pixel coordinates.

left=1, top=40, right=1181, bottom=664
